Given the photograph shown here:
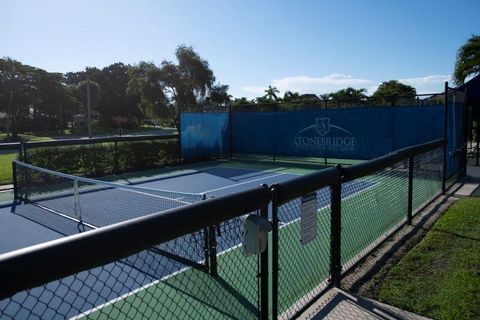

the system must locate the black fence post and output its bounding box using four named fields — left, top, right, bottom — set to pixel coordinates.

left=407, top=157, right=414, bottom=224
left=229, top=104, right=233, bottom=159
left=330, top=165, right=342, bottom=288
left=208, top=225, right=217, bottom=276
left=270, top=185, right=280, bottom=320
left=203, top=227, right=210, bottom=272
left=20, top=141, right=27, bottom=163
left=477, top=122, right=480, bottom=166
left=177, top=107, right=182, bottom=164
left=442, top=82, right=448, bottom=194
left=462, top=88, right=469, bottom=176
left=272, top=104, right=278, bottom=162
left=259, top=205, right=269, bottom=320
left=12, top=161, right=17, bottom=201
